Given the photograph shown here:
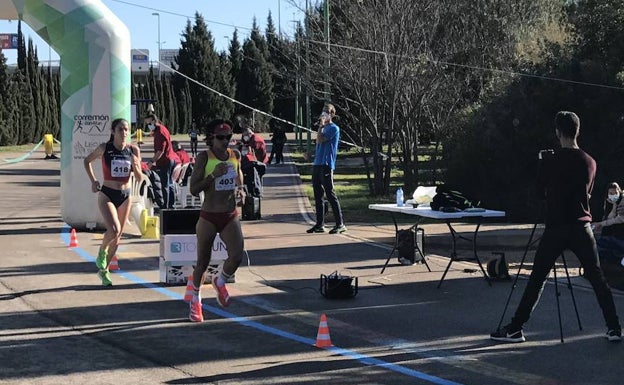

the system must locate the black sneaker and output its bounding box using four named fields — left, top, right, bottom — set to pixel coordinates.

left=606, top=328, right=622, bottom=342
left=306, top=225, right=325, bottom=233
left=329, top=225, right=347, bottom=234
left=490, top=324, right=525, bottom=343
